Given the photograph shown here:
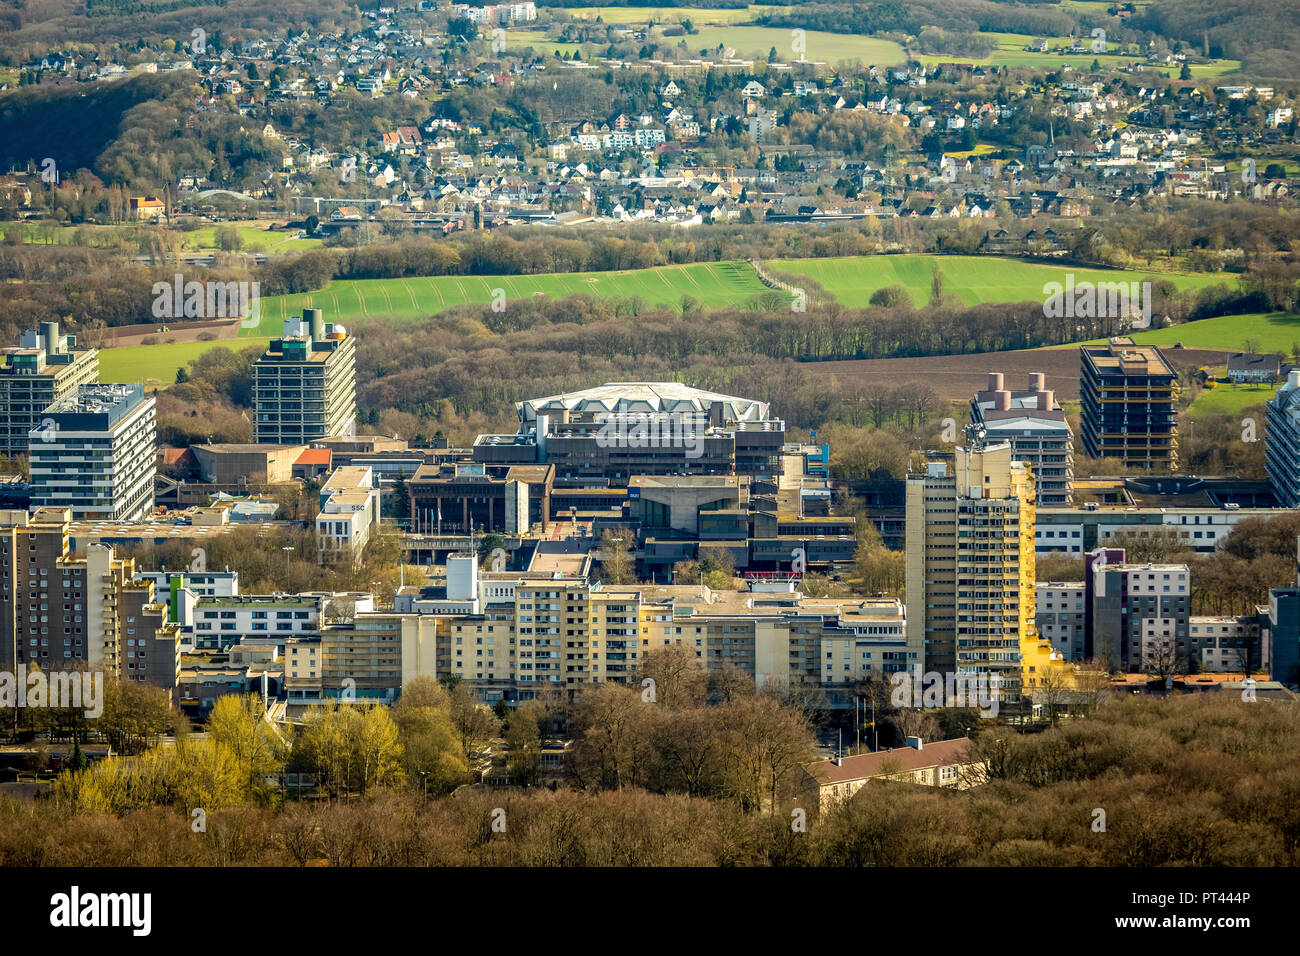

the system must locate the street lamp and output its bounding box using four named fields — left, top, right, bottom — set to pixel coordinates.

left=282, top=546, right=294, bottom=588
